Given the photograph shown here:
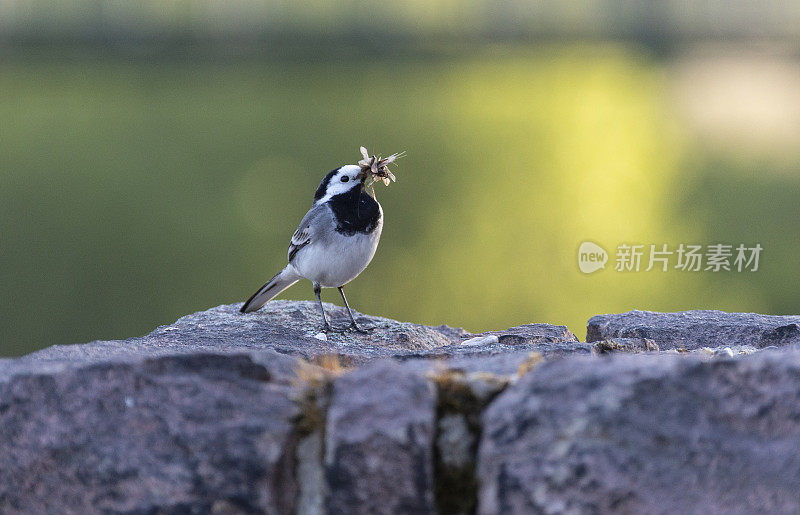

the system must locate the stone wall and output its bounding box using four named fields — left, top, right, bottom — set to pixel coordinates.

left=2, top=301, right=800, bottom=513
